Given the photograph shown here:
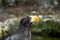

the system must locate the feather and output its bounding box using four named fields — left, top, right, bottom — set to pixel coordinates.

left=4, top=16, right=31, bottom=40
